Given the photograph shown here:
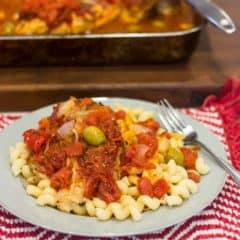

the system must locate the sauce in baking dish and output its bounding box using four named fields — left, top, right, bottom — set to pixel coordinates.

left=0, top=0, right=199, bottom=35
